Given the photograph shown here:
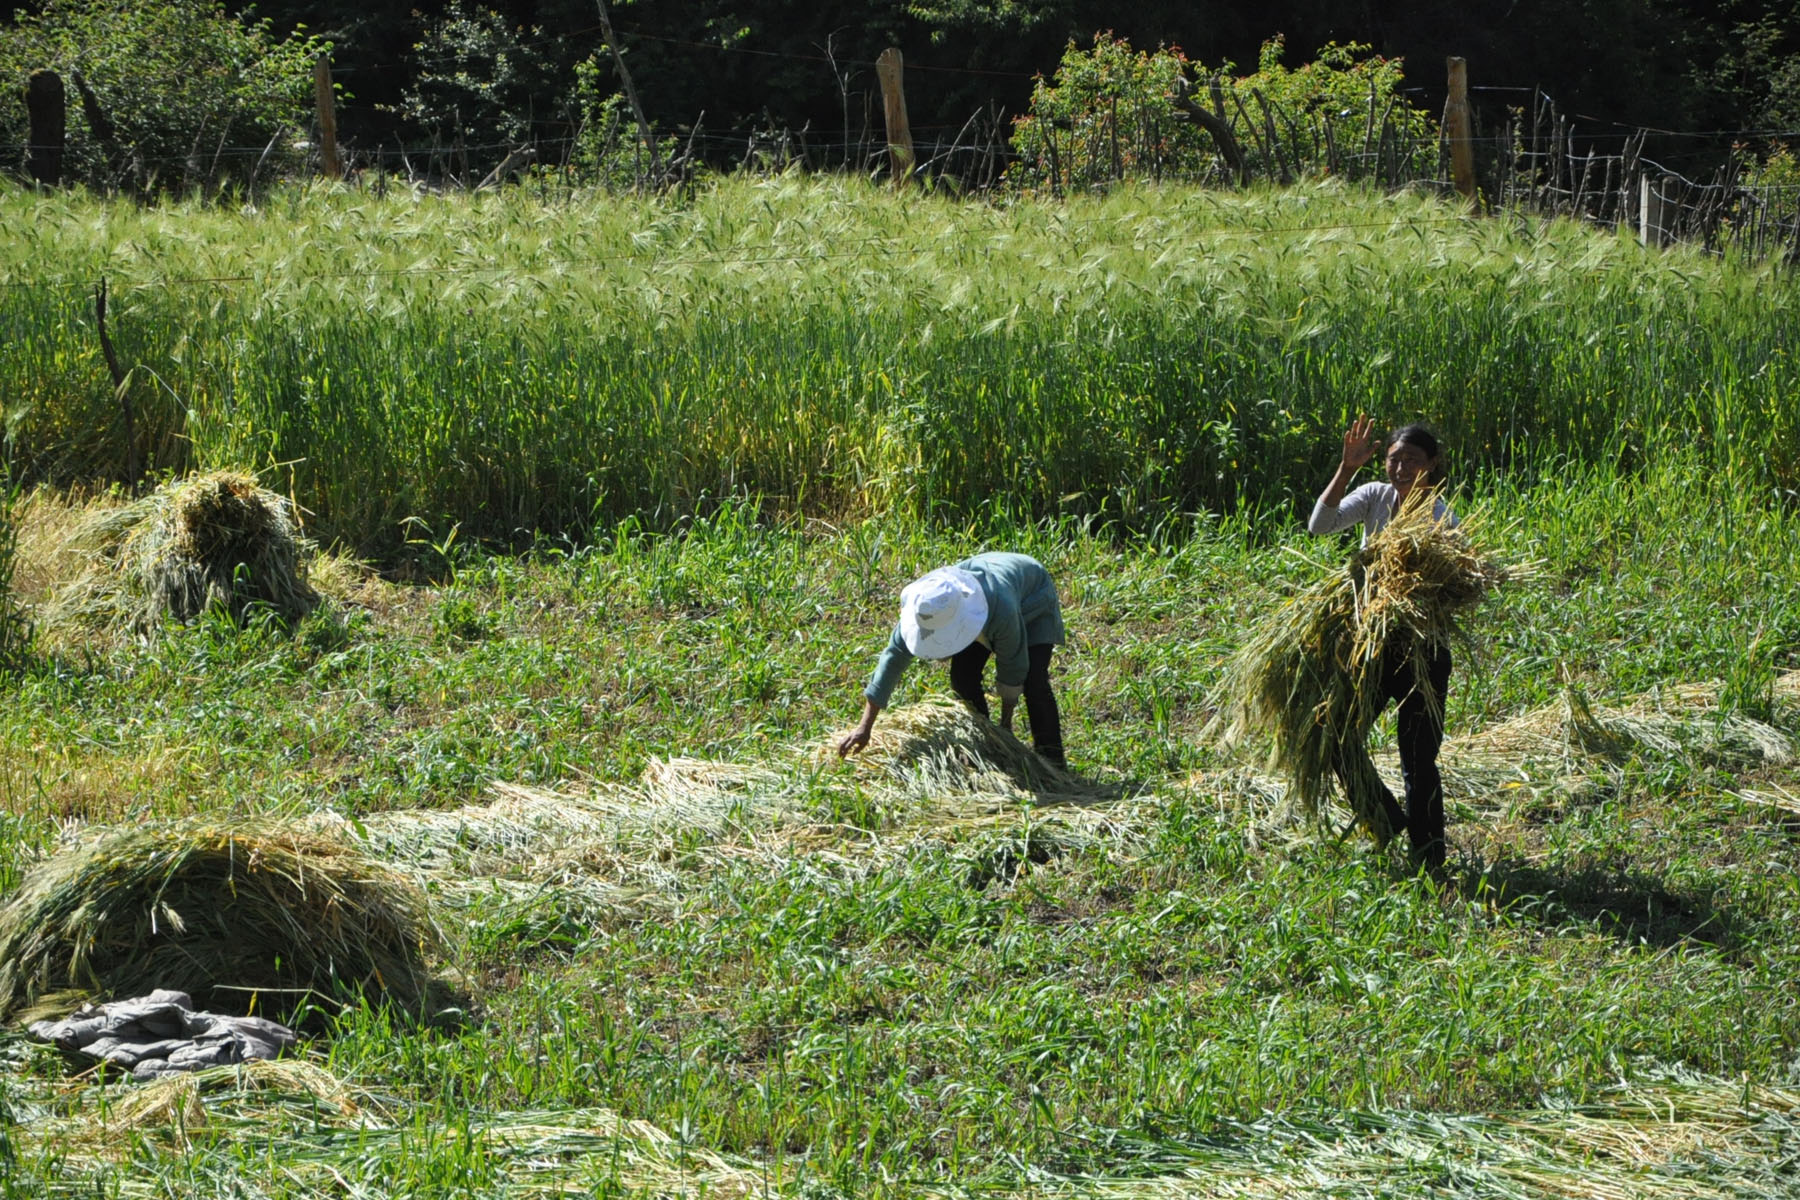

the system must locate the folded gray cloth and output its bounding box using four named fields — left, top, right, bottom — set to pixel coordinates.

left=28, top=989, right=298, bottom=1080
